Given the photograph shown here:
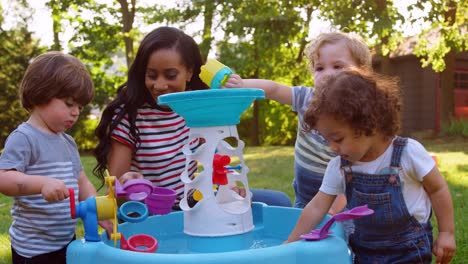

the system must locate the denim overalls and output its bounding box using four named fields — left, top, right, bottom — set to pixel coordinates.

left=342, top=137, right=433, bottom=264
